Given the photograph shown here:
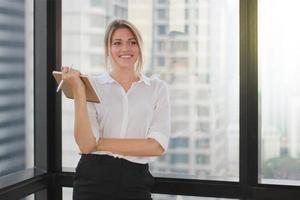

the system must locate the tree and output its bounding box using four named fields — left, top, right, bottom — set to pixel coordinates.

left=262, top=156, right=300, bottom=179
